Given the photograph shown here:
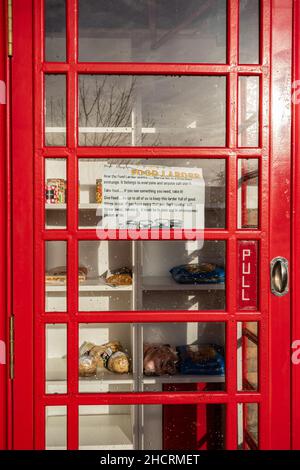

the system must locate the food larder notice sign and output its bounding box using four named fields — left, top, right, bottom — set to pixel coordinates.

left=101, top=164, right=205, bottom=230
